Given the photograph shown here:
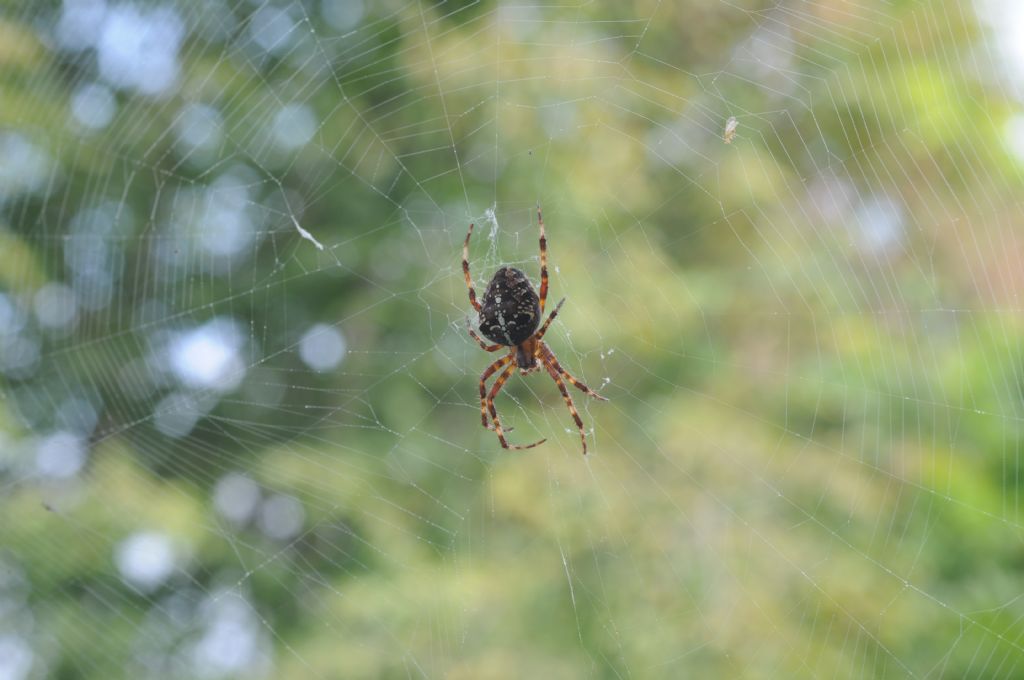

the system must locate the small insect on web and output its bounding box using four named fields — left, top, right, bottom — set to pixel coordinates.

left=462, top=207, right=607, bottom=455
left=724, top=116, right=738, bottom=144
